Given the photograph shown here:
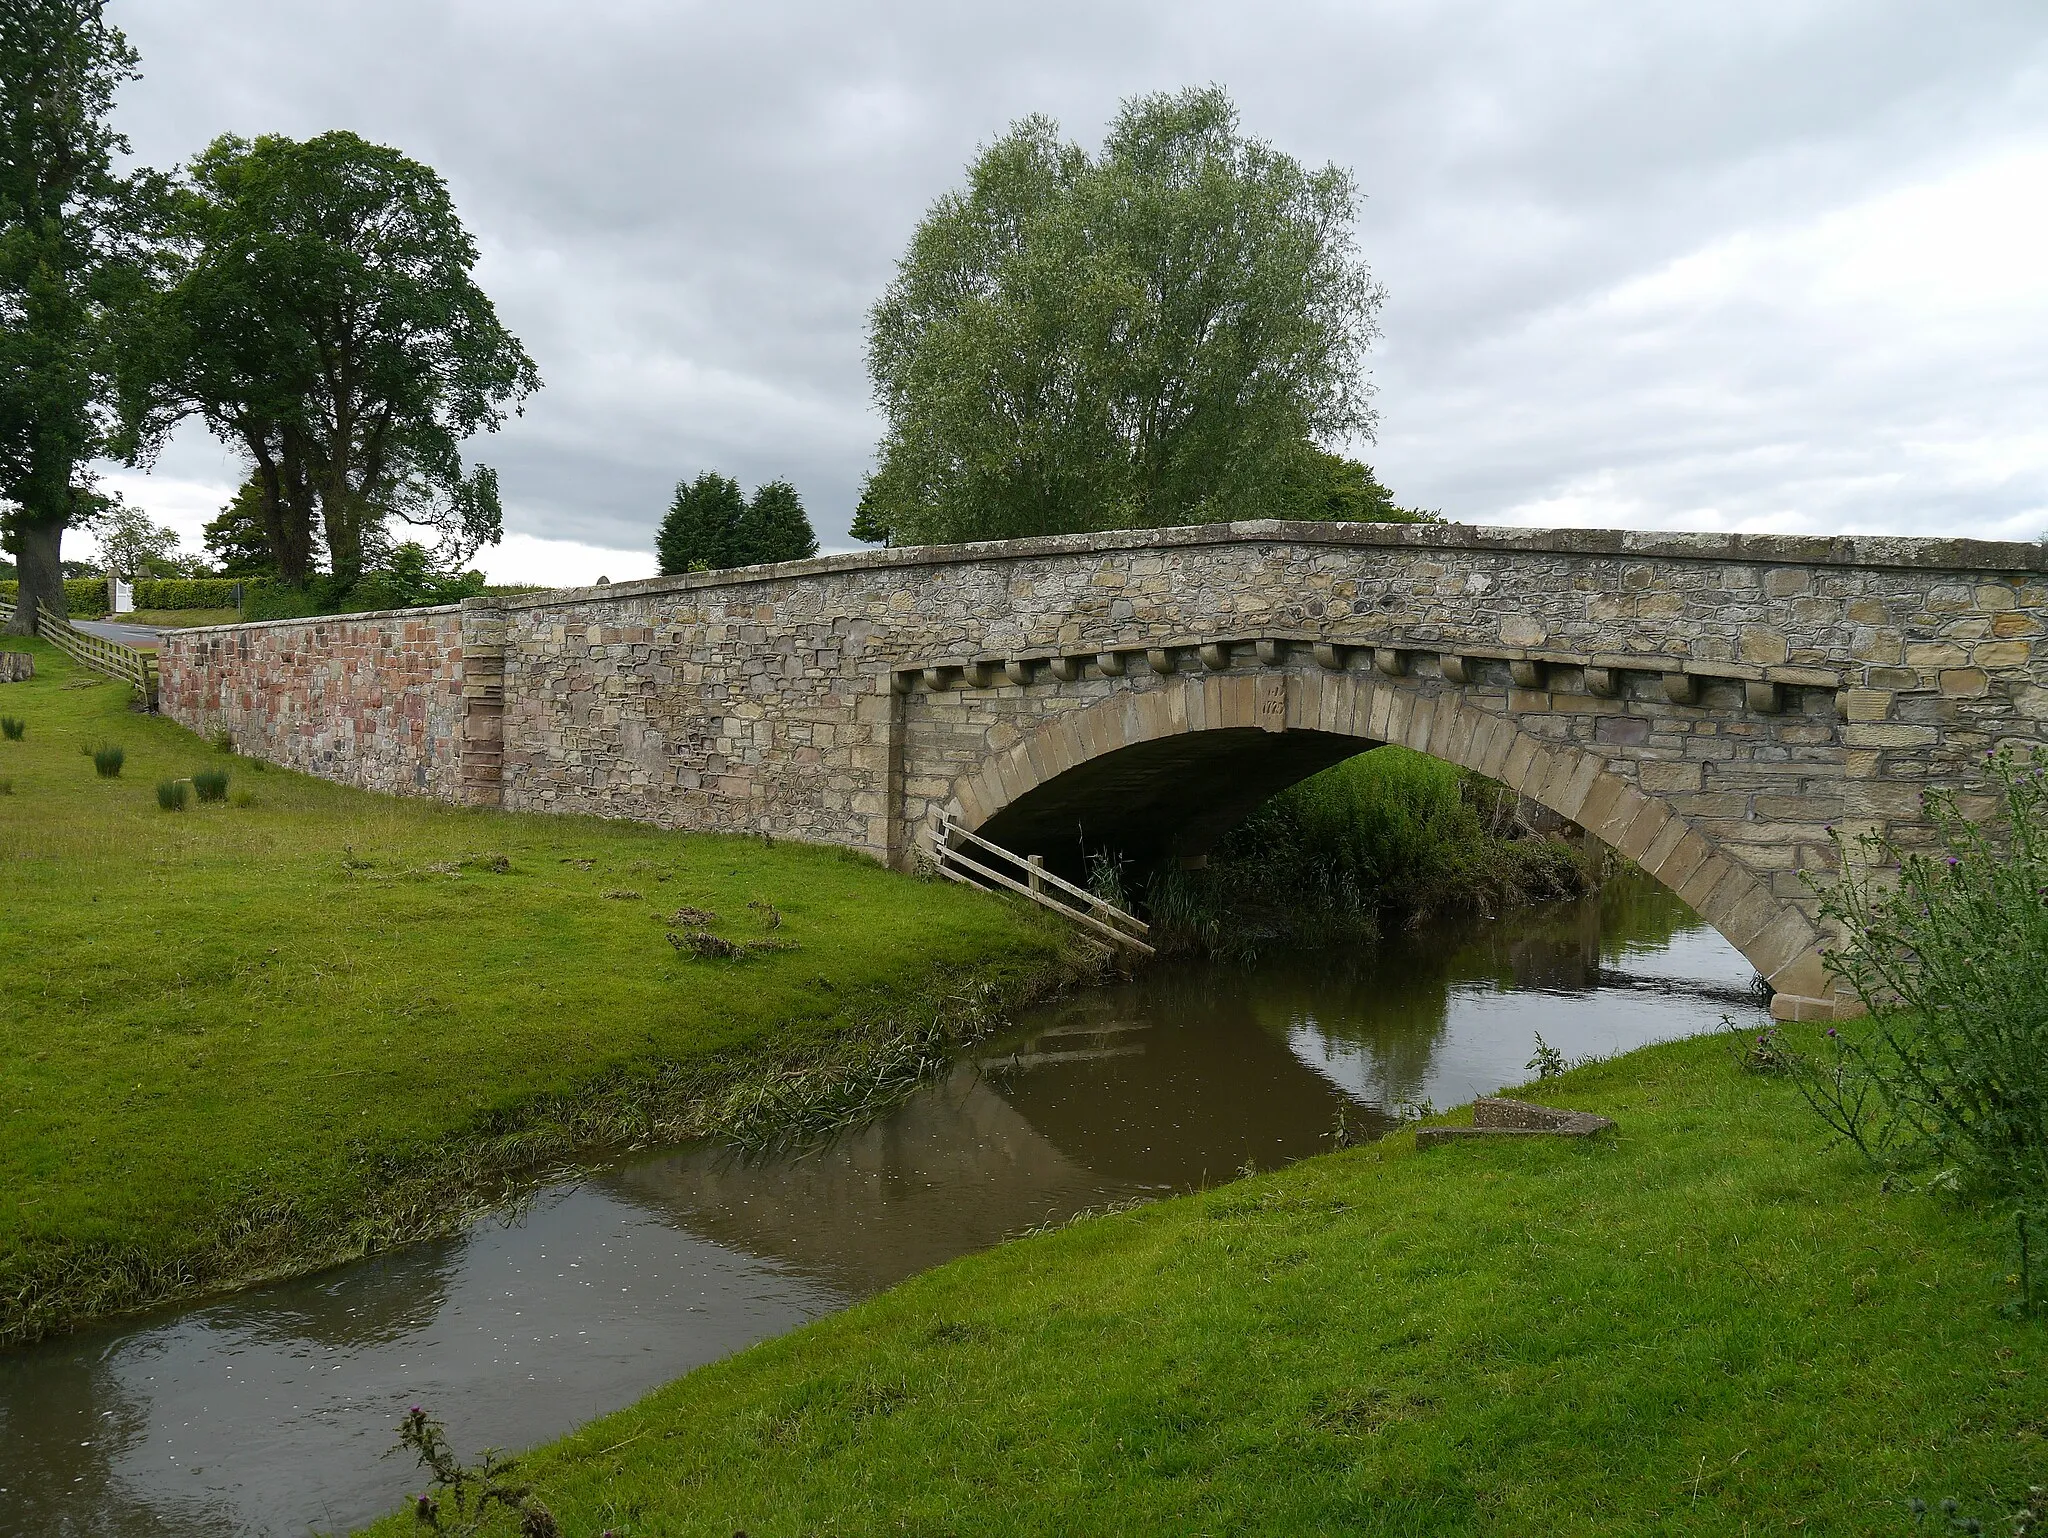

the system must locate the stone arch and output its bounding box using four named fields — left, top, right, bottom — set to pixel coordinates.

left=939, top=668, right=1841, bottom=1020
